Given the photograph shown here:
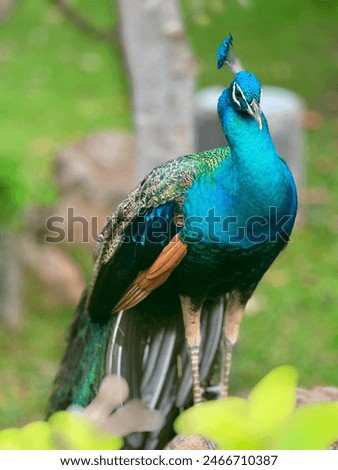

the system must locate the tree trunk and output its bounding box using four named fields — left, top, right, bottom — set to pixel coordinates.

left=117, top=0, right=196, bottom=178
left=0, top=231, right=23, bottom=330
